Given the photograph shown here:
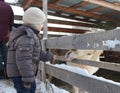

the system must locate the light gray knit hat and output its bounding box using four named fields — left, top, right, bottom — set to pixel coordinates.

left=23, top=7, right=46, bottom=28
